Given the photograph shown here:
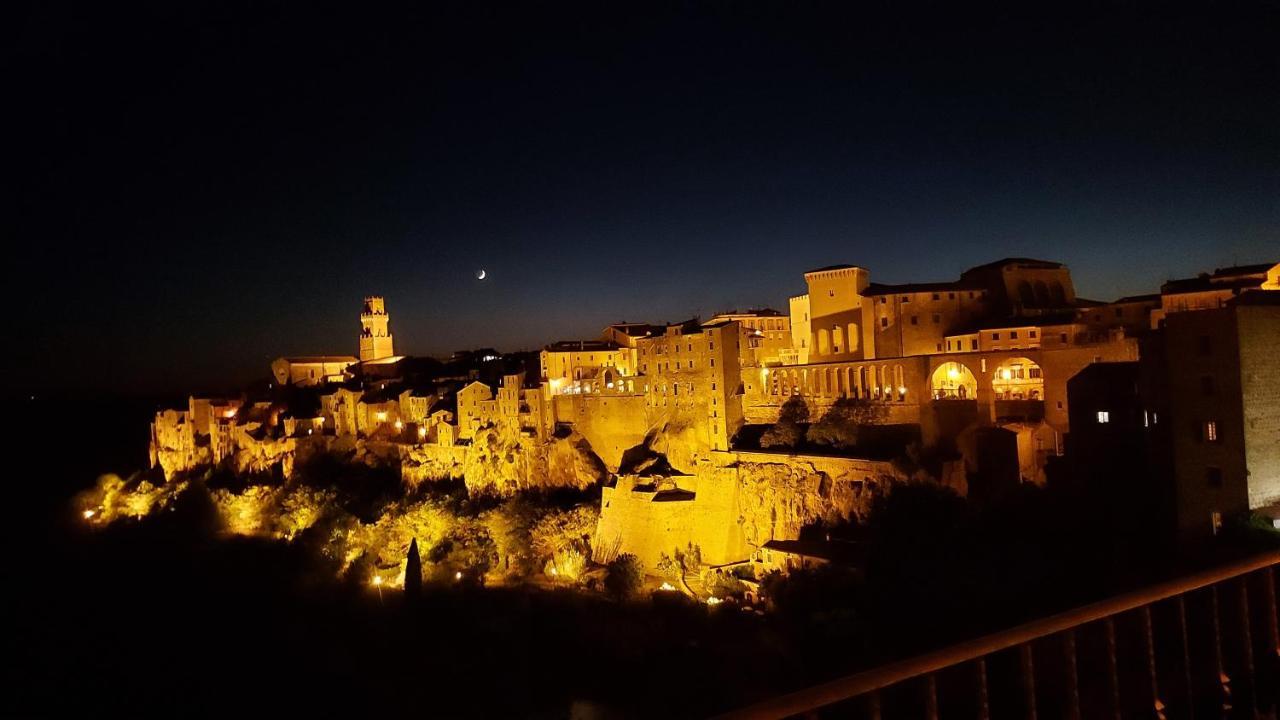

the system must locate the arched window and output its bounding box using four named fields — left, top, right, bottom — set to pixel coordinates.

left=832, top=326, right=843, bottom=354
left=848, top=323, right=859, bottom=353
